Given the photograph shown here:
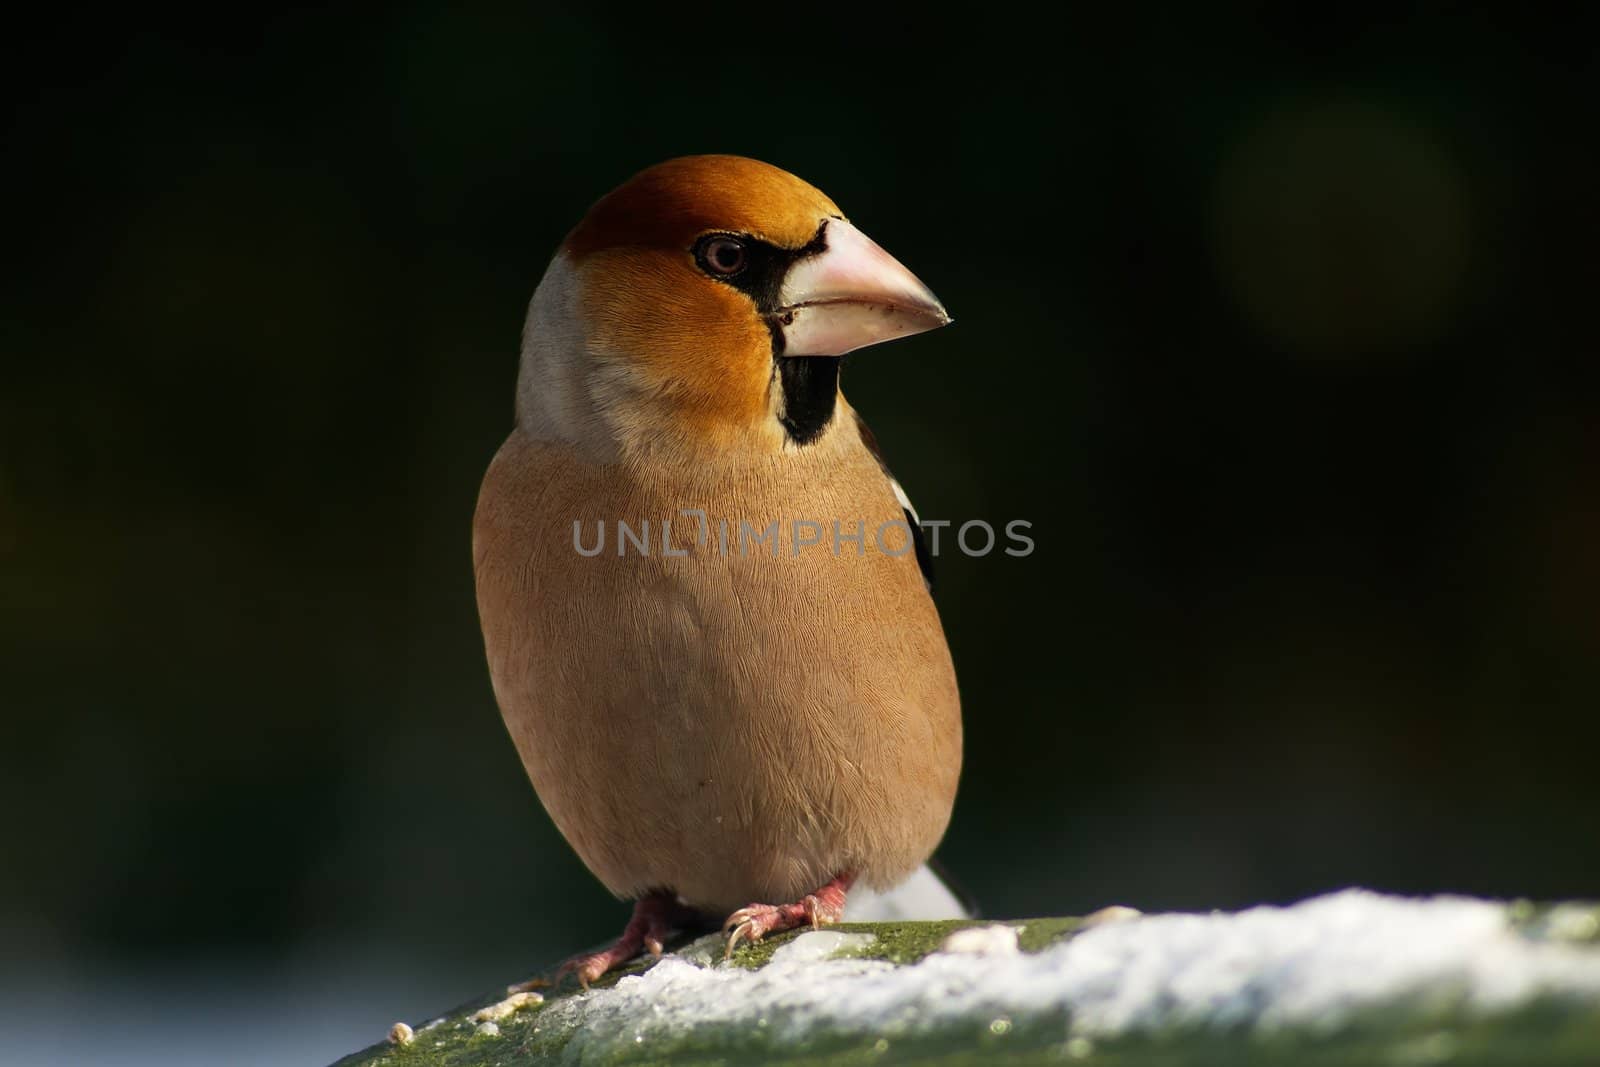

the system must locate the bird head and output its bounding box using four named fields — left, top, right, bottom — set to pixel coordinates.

left=517, top=155, right=950, bottom=461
